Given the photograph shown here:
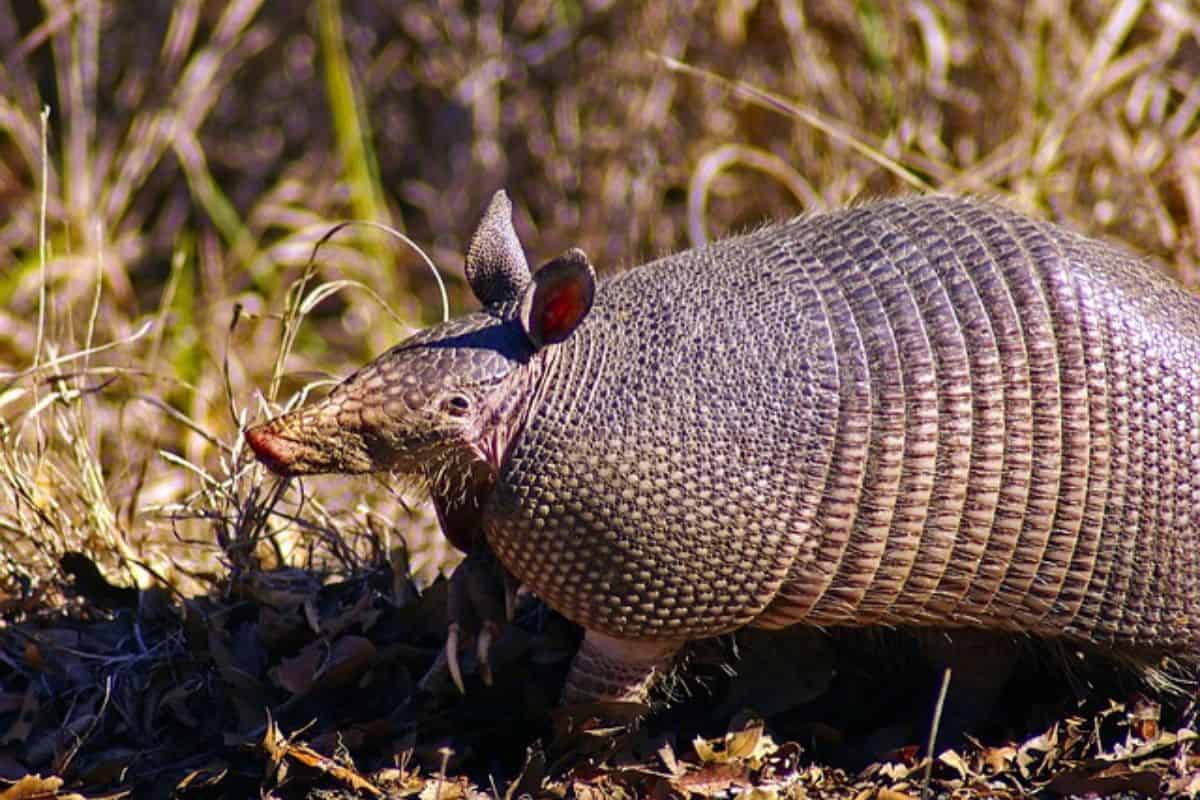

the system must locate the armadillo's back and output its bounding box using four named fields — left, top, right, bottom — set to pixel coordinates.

left=759, top=198, right=1200, bottom=652
left=485, top=196, right=1200, bottom=654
